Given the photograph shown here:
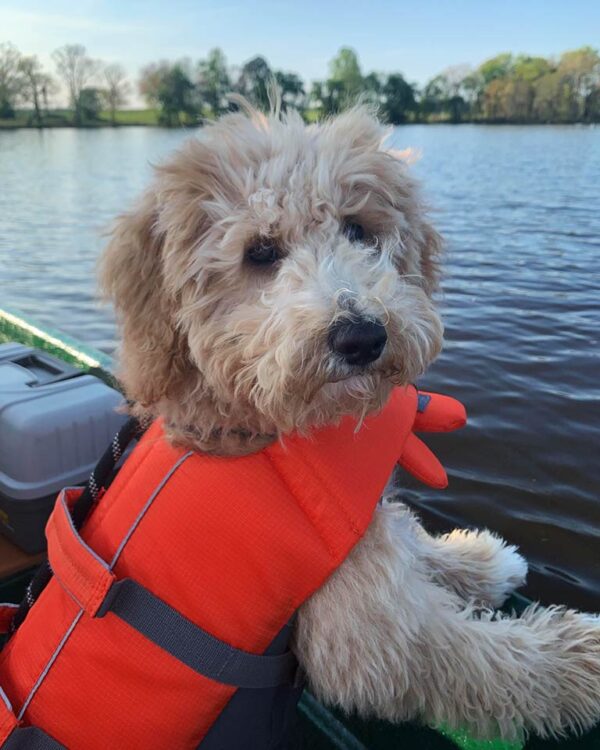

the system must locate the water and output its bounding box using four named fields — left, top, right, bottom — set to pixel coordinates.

left=1, top=125, right=598, bottom=611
